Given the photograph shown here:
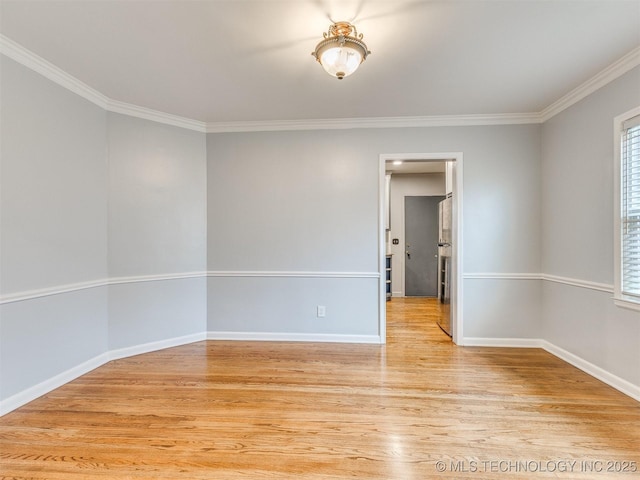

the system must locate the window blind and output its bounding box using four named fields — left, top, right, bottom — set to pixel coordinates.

left=621, top=114, right=640, bottom=298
